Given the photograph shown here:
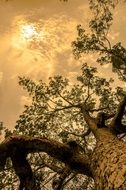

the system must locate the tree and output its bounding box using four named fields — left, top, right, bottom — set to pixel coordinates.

left=0, top=0, right=126, bottom=190
left=73, top=0, right=126, bottom=81
left=0, top=64, right=126, bottom=189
